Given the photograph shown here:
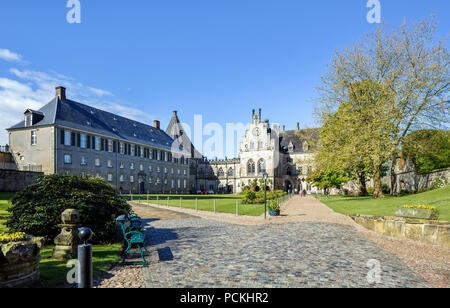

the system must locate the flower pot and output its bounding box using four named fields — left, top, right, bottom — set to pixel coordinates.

left=269, top=209, right=280, bottom=217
